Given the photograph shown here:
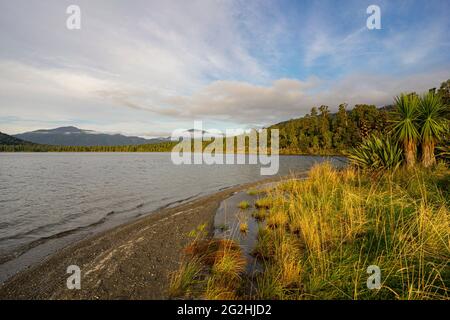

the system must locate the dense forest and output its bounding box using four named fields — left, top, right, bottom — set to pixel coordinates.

left=1, top=79, right=449, bottom=155
left=0, top=140, right=178, bottom=152
left=273, top=79, right=449, bottom=155
left=271, top=103, right=391, bottom=154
